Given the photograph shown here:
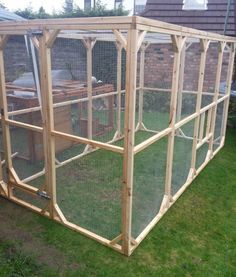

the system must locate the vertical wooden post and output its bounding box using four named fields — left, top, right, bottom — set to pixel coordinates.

left=116, top=41, right=123, bottom=137
left=176, top=43, right=186, bottom=123
left=208, top=41, right=226, bottom=156
left=190, top=39, right=209, bottom=174
left=122, top=28, right=138, bottom=256
left=83, top=38, right=96, bottom=140
left=198, top=112, right=206, bottom=143
left=137, top=43, right=146, bottom=129
left=38, top=30, right=57, bottom=218
left=220, top=43, right=236, bottom=145
left=0, top=35, right=13, bottom=197
left=164, top=35, right=186, bottom=202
